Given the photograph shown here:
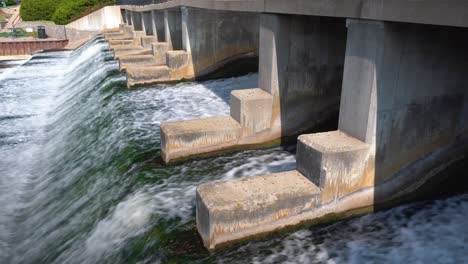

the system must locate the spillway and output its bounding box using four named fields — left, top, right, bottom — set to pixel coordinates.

left=0, top=37, right=467, bottom=263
